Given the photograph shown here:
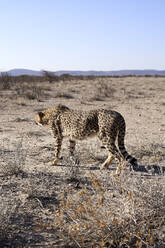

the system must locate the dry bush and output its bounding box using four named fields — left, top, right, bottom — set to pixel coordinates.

left=13, top=74, right=44, bottom=83
left=42, top=70, right=60, bottom=83
left=0, top=202, right=21, bottom=246
left=15, top=83, right=47, bottom=101
left=0, top=138, right=28, bottom=176
left=0, top=72, right=12, bottom=90
left=59, top=73, right=73, bottom=81
left=0, top=73, right=44, bottom=91
left=63, top=153, right=81, bottom=187
left=53, top=169, right=165, bottom=247
left=58, top=74, right=97, bottom=81
left=0, top=73, right=48, bottom=101
left=88, top=80, right=116, bottom=101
